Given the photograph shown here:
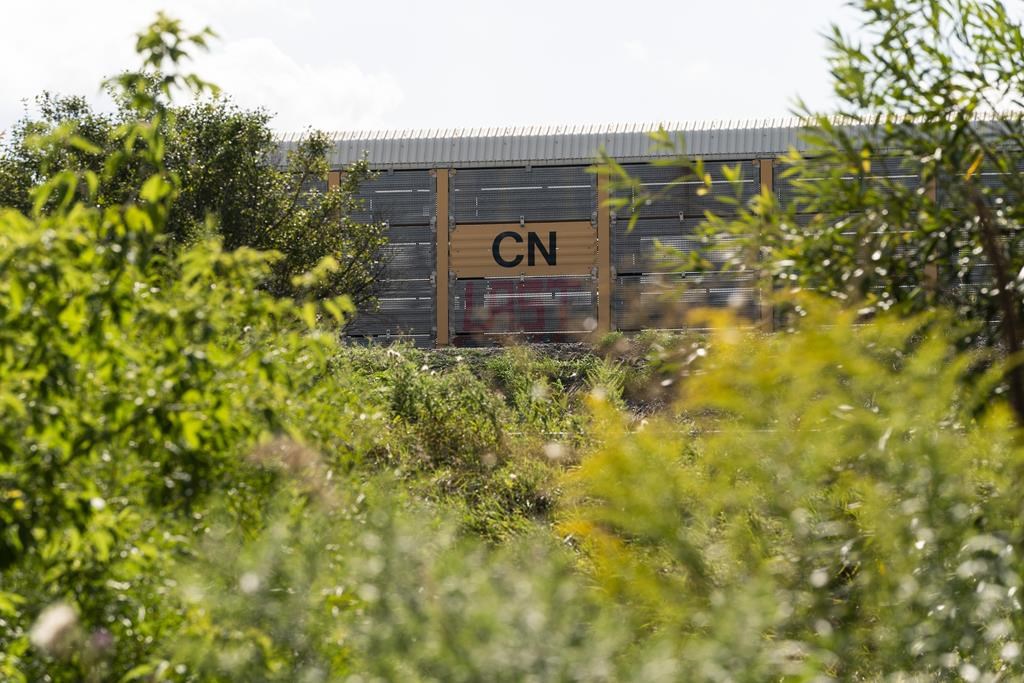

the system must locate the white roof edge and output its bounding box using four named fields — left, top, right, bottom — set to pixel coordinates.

left=274, top=111, right=1023, bottom=143
left=272, top=112, right=1024, bottom=168
left=274, top=117, right=815, bottom=142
